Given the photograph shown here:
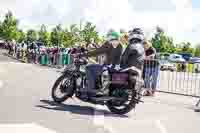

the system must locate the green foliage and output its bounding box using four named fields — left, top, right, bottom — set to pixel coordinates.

left=38, top=24, right=50, bottom=46
left=151, top=26, right=194, bottom=55
left=16, top=30, right=26, bottom=43
left=50, top=24, right=64, bottom=47
left=151, top=29, right=175, bottom=53
left=194, top=44, right=200, bottom=57
left=180, top=42, right=194, bottom=54
left=80, top=22, right=99, bottom=43
left=26, top=29, right=37, bottom=43
left=0, top=21, right=2, bottom=38
left=0, top=11, right=18, bottom=41
left=60, top=22, right=100, bottom=47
